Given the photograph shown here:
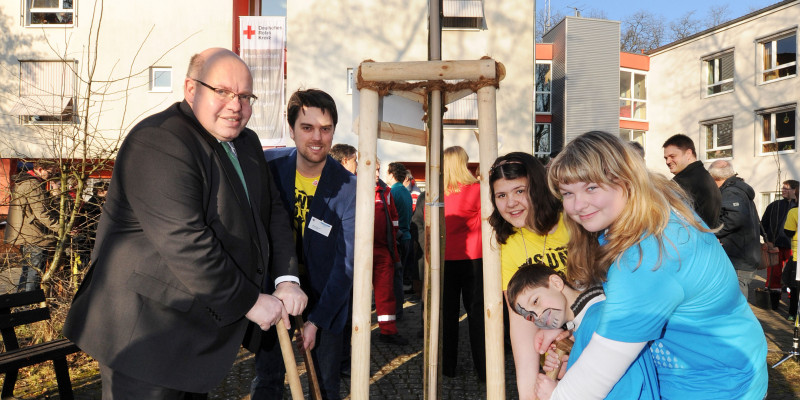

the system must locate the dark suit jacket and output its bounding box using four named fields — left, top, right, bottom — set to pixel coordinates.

left=264, top=148, right=356, bottom=333
left=63, top=101, right=297, bottom=392
left=673, top=160, right=721, bottom=229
